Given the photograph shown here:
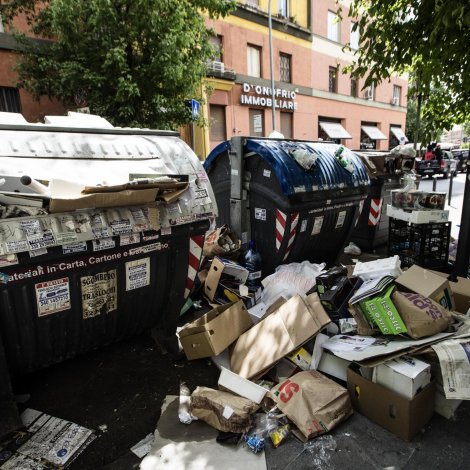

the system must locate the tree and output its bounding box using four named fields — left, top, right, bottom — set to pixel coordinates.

left=342, top=1, right=470, bottom=143
left=405, top=84, right=443, bottom=145
left=0, top=0, right=235, bottom=128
